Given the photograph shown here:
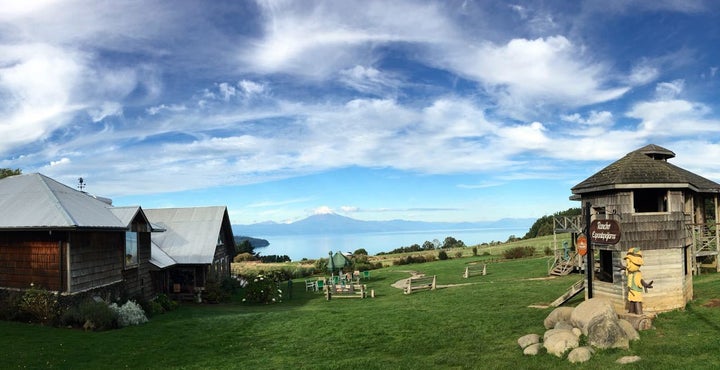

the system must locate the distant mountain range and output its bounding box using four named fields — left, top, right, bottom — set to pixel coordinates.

left=232, top=213, right=534, bottom=236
